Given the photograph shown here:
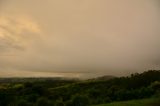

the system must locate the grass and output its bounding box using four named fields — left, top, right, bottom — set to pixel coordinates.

left=94, top=98, right=160, bottom=106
